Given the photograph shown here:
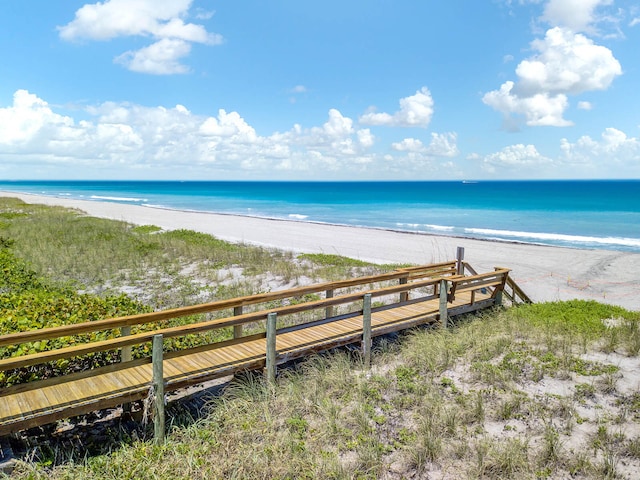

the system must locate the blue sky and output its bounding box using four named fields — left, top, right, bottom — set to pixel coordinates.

left=0, top=0, right=639, bottom=180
